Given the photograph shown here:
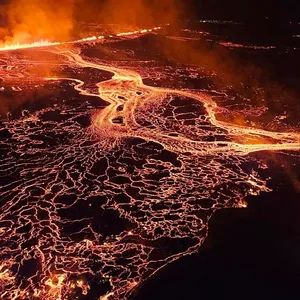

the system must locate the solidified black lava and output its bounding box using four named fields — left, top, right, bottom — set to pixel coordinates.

left=131, top=152, right=300, bottom=300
